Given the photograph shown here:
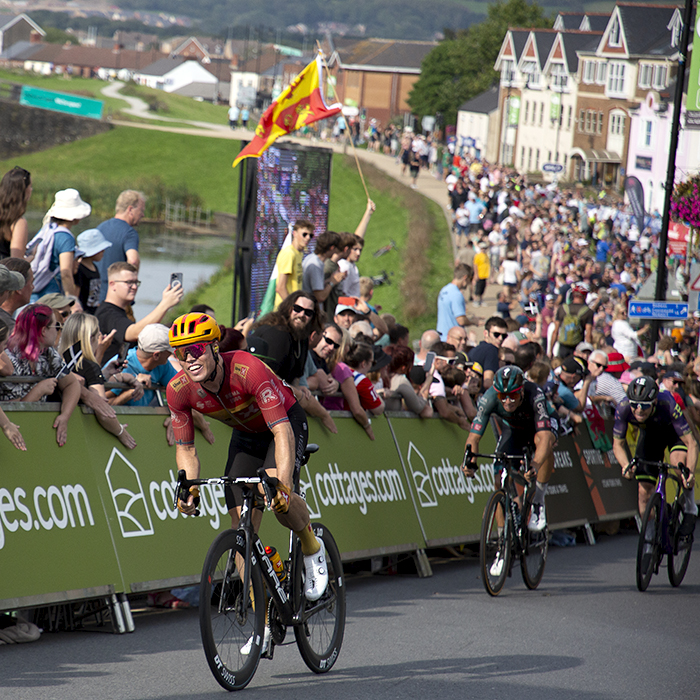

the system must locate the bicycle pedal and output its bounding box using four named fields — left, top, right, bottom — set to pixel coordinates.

left=261, top=641, right=275, bottom=660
